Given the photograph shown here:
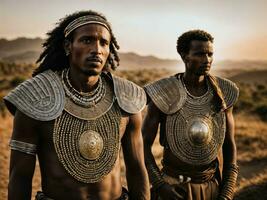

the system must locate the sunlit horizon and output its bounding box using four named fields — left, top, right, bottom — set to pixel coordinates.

left=1, top=0, right=267, bottom=60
